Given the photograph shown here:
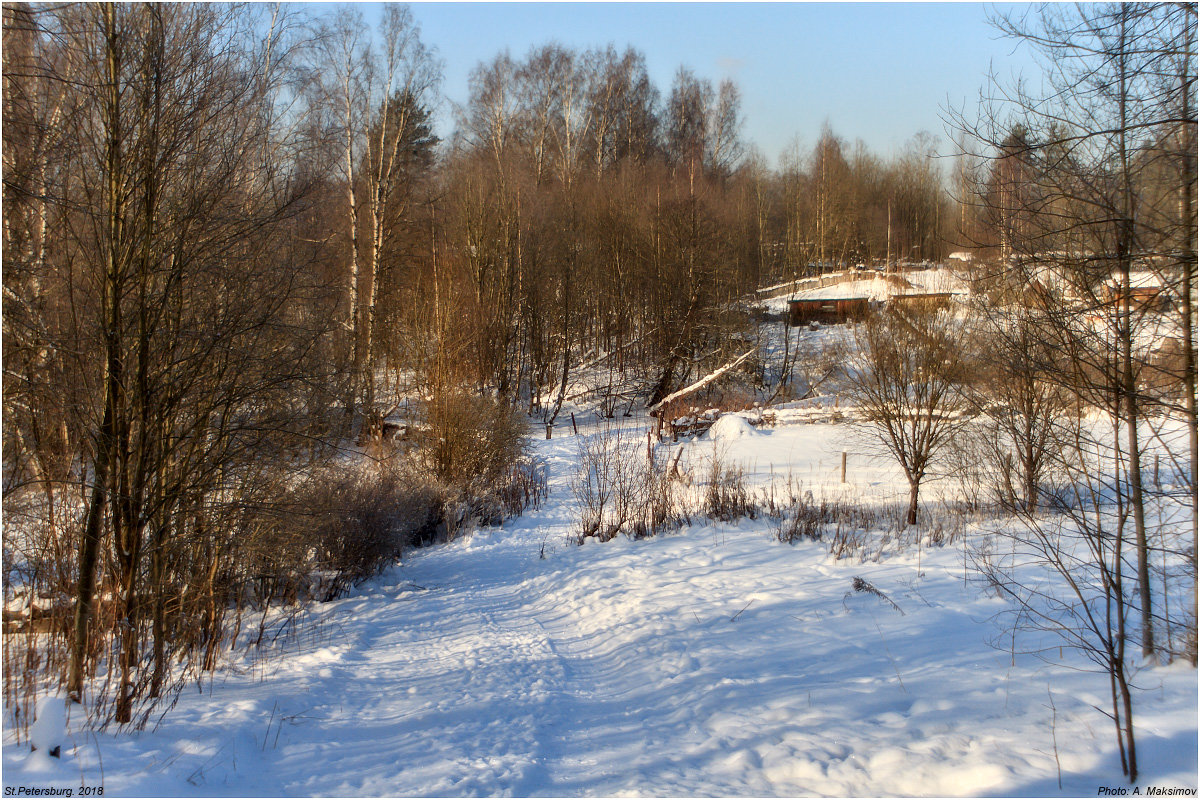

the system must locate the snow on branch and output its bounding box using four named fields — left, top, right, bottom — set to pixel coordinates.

left=648, top=348, right=757, bottom=415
